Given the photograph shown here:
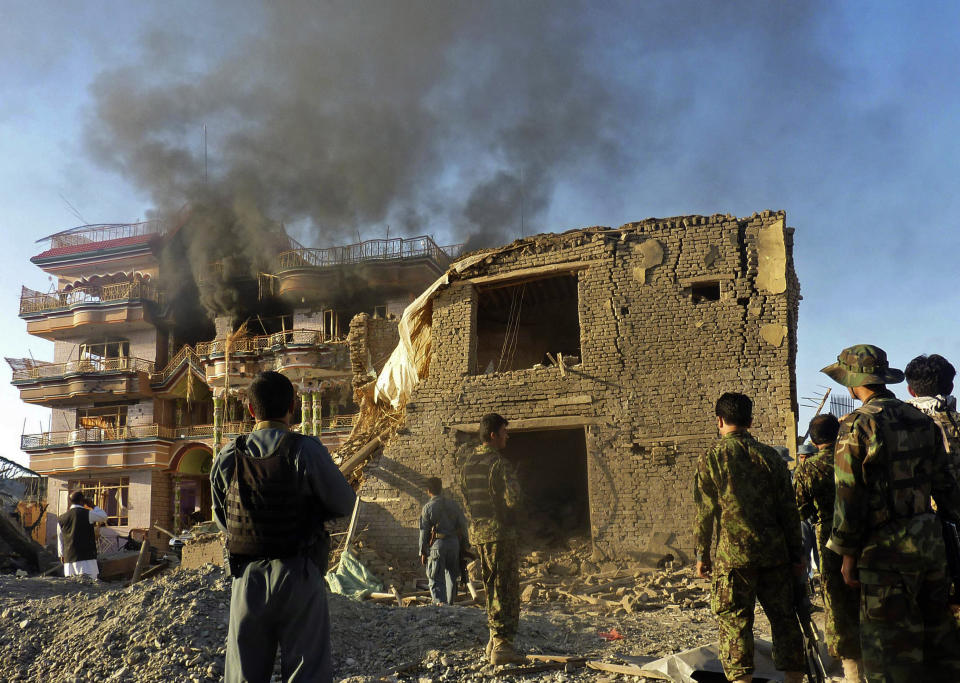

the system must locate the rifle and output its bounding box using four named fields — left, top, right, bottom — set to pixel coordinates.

left=941, top=518, right=960, bottom=604
left=794, top=574, right=827, bottom=683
